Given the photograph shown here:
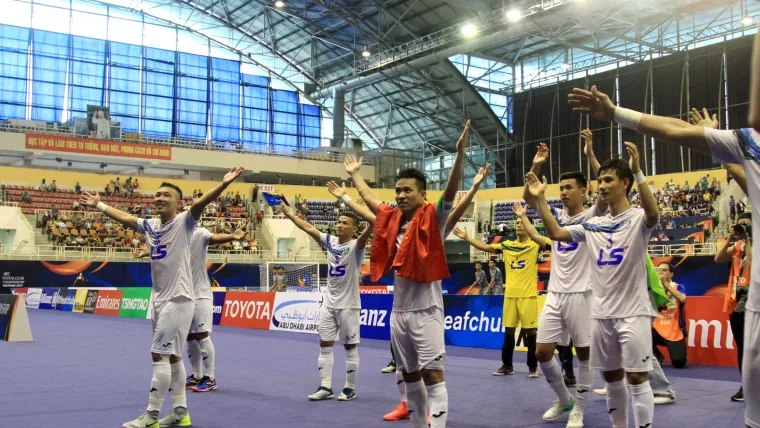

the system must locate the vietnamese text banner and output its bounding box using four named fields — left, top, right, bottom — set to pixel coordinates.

left=26, top=134, right=172, bottom=160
